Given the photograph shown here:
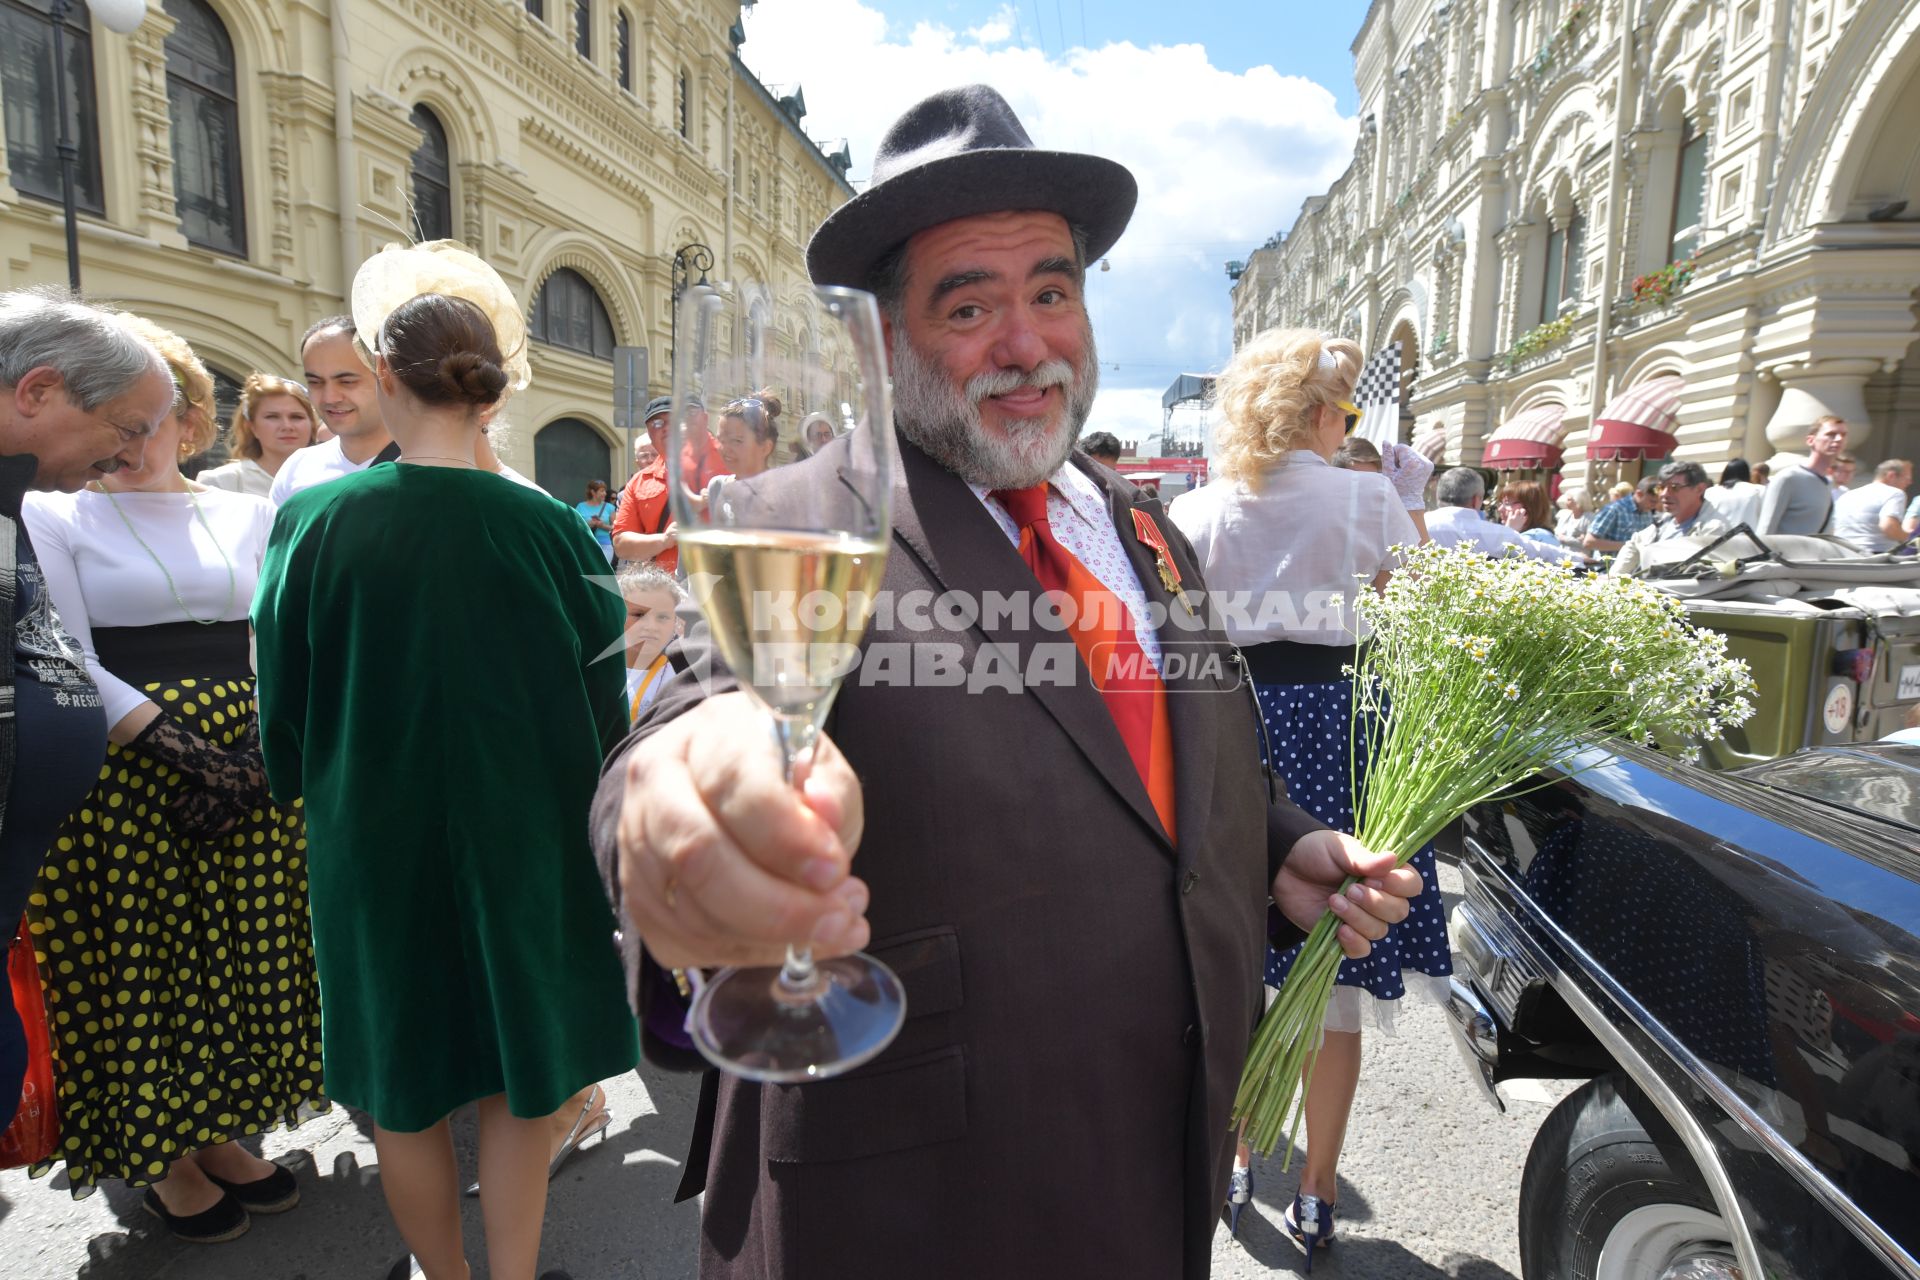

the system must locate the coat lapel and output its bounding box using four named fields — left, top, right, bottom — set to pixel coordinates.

left=884, top=437, right=1170, bottom=852
left=1089, top=462, right=1222, bottom=871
